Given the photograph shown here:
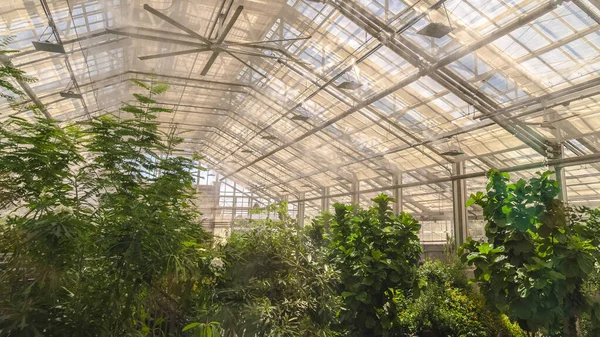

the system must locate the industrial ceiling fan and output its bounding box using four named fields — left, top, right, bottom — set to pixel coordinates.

left=109, top=4, right=311, bottom=78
